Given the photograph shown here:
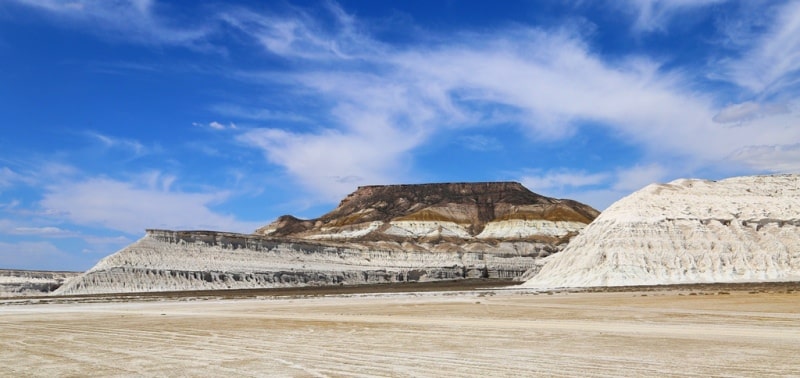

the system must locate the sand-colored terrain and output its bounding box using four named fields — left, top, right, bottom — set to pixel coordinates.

left=1, top=284, right=799, bottom=377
